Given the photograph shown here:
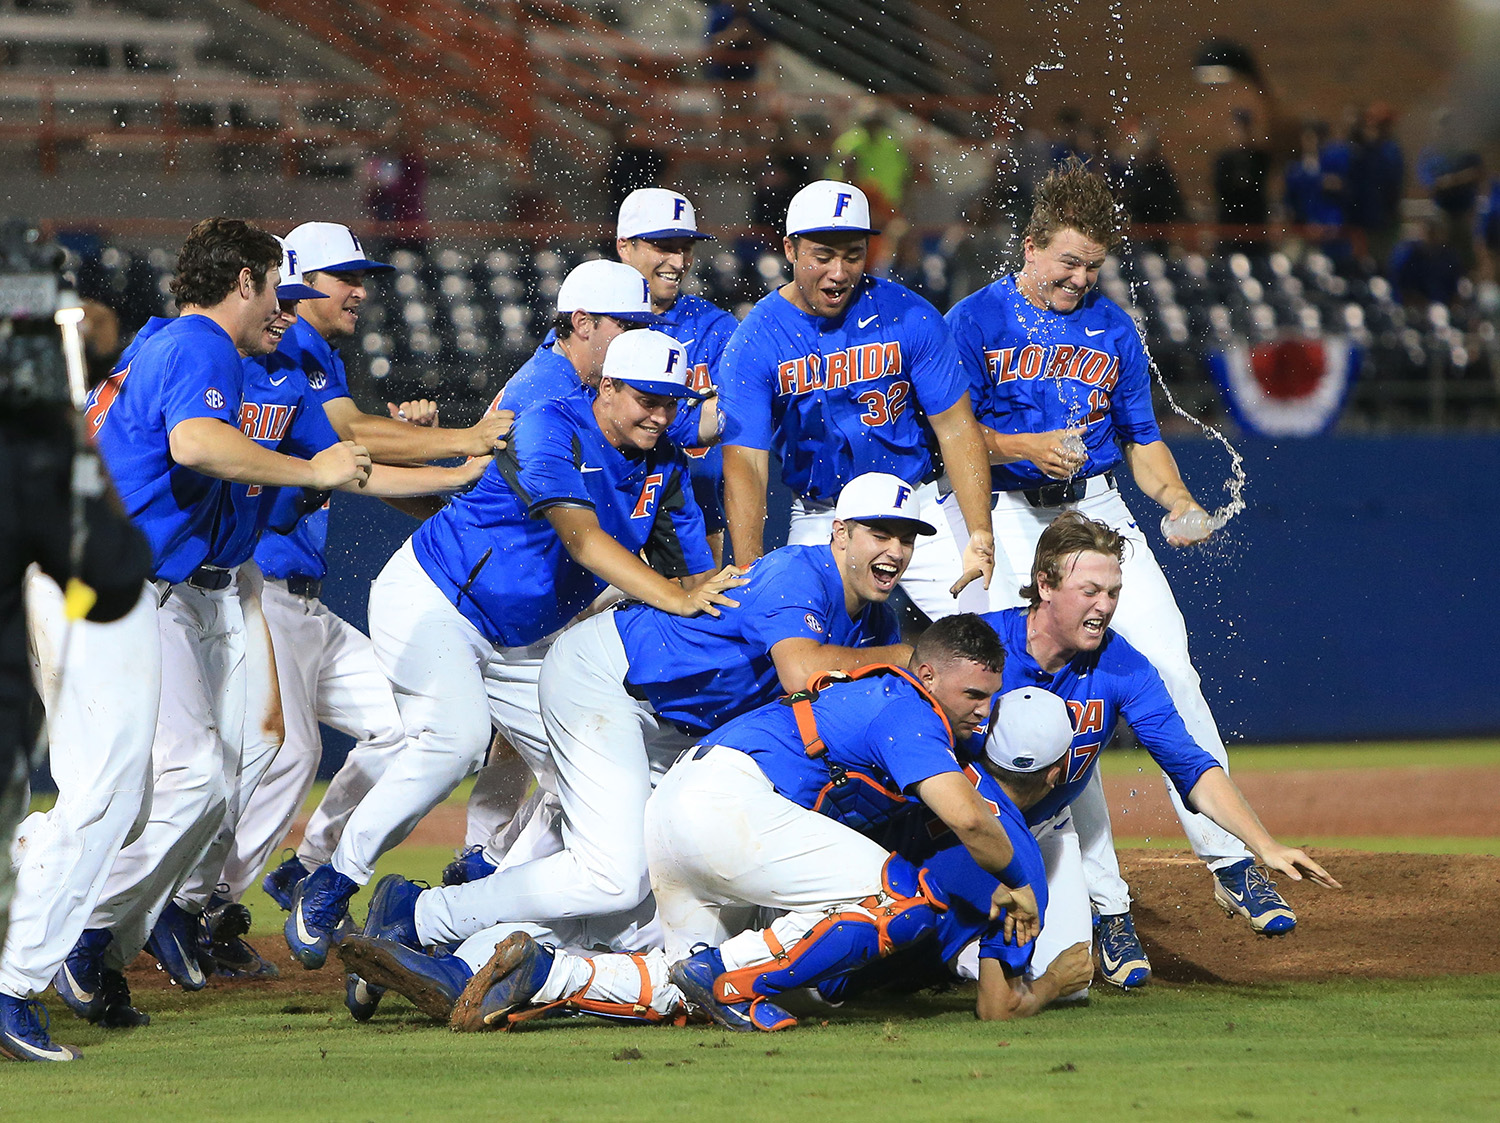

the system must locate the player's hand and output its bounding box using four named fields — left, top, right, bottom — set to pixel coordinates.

left=1047, top=942, right=1096, bottom=995
left=1162, top=499, right=1214, bottom=548
left=454, top=455, right=492, bottom=487
left=389, top=399, right=439, bottom=427
left=989, top=881, right=1040, bottom=946
left=950, top=529, right=995, bottom=596
left=461, top=409, right=513, bottom=456
left=1019, top=428, right=1088, bottom=479
left=671, top=565, right=749, bottom=618
left=311, top=440, right=372, bottom=490
left=1257, top=845, right=1342, bottom=890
